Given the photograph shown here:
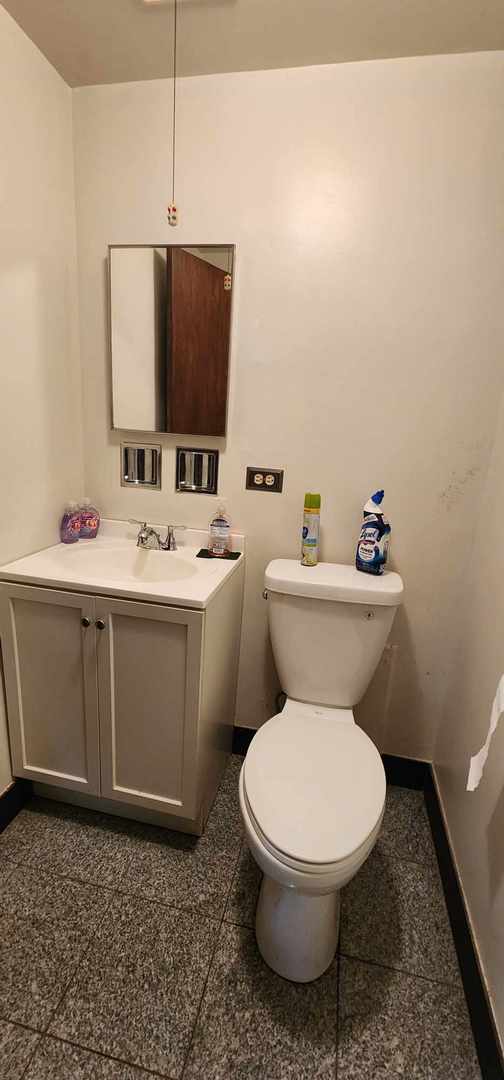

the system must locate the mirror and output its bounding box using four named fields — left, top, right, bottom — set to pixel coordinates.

left=109, top=245, right=234, bottom=436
